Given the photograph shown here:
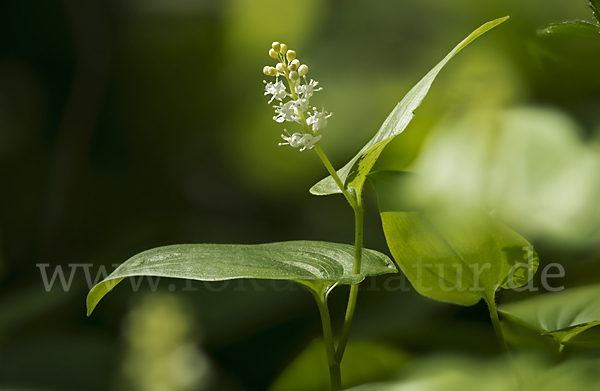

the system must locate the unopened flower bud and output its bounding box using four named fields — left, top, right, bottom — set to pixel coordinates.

left=272, top=42, right=281, bottom=52
left=268, top=67, right=278, bottom=76
left=290, top=71, right=299, bottom=82
left=269, top=48, right=279, bottom=59
left=289, top=63, right=298, bottom=71
left=286, top=50, right=296, bottom=61
left=276, top=63, right=285, bottom=73
left=291, top=59, right=300, bottom=68
left=280, top=43, right=288, bottom=54
left=263, top=66, right=271, bottom=75
left=298, top=64, right=308, bottom=76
